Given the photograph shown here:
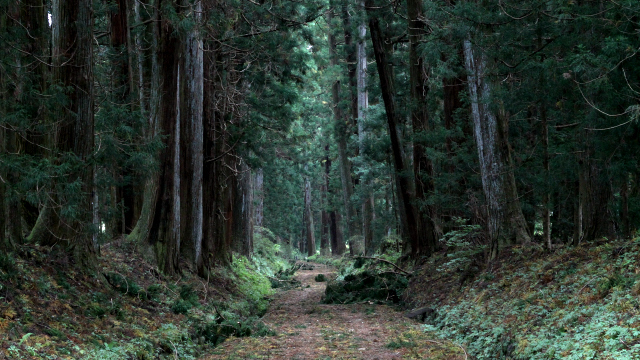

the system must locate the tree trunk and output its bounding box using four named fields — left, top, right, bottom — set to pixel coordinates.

left=367, top=13, right=420, bottom=256
left=462, top=39, right=531, bottom=258
left=341, top=2, right=358, bottom=126
left=330, top=211, right=346, bottom=255
left=573, top=177, right=583, bottom=246
left=329, top=4, right=356, bottom=239
left=179, top=0, right=204, bottom=266
left=109, top=0, right=135, bottom=236
left=254, top=168, right=264, bottom=229
left=127, top=0, right=160, bottom=247
left=148, top=4, right=181, bottom=275
left=300, top=202, right=306, bottom=255
left=407, top=0, right=438, bottom=257
left=0, top=119, right=9, bottom=251
left=580, top=158, right=616, bottom=241
left=325, top=146, right=346, bottom=255
left=5, top=119, right=22, bottom=246
left=133, top=0, right=146, bottom=115
left=541, top=105, right=551, bottom=249
left=304, top=176, right=316, bottom=257
left=200, top=38, right=234, bottom=274
left=46, top=0, right=97, bottom=268
left=321, top=208, right=330, bottom=255
left=621, top=174, right=630, bottom=238
left=356, top=5, right=374, bottom=255
left=320, top=151, right=330, bottom=255
left=233, top=162, right=253, bottom=257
